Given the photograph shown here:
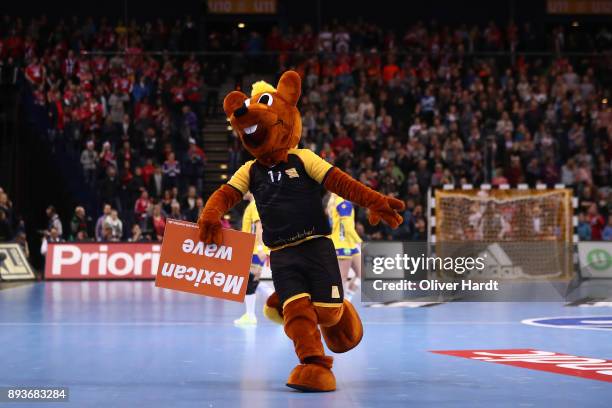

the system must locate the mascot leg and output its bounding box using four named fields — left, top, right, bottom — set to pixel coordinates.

left=263, top=295, right=363, bottom=351
left=283, top=296, right=336, bottom=392
left=317, top=300, right=363, bottom=353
